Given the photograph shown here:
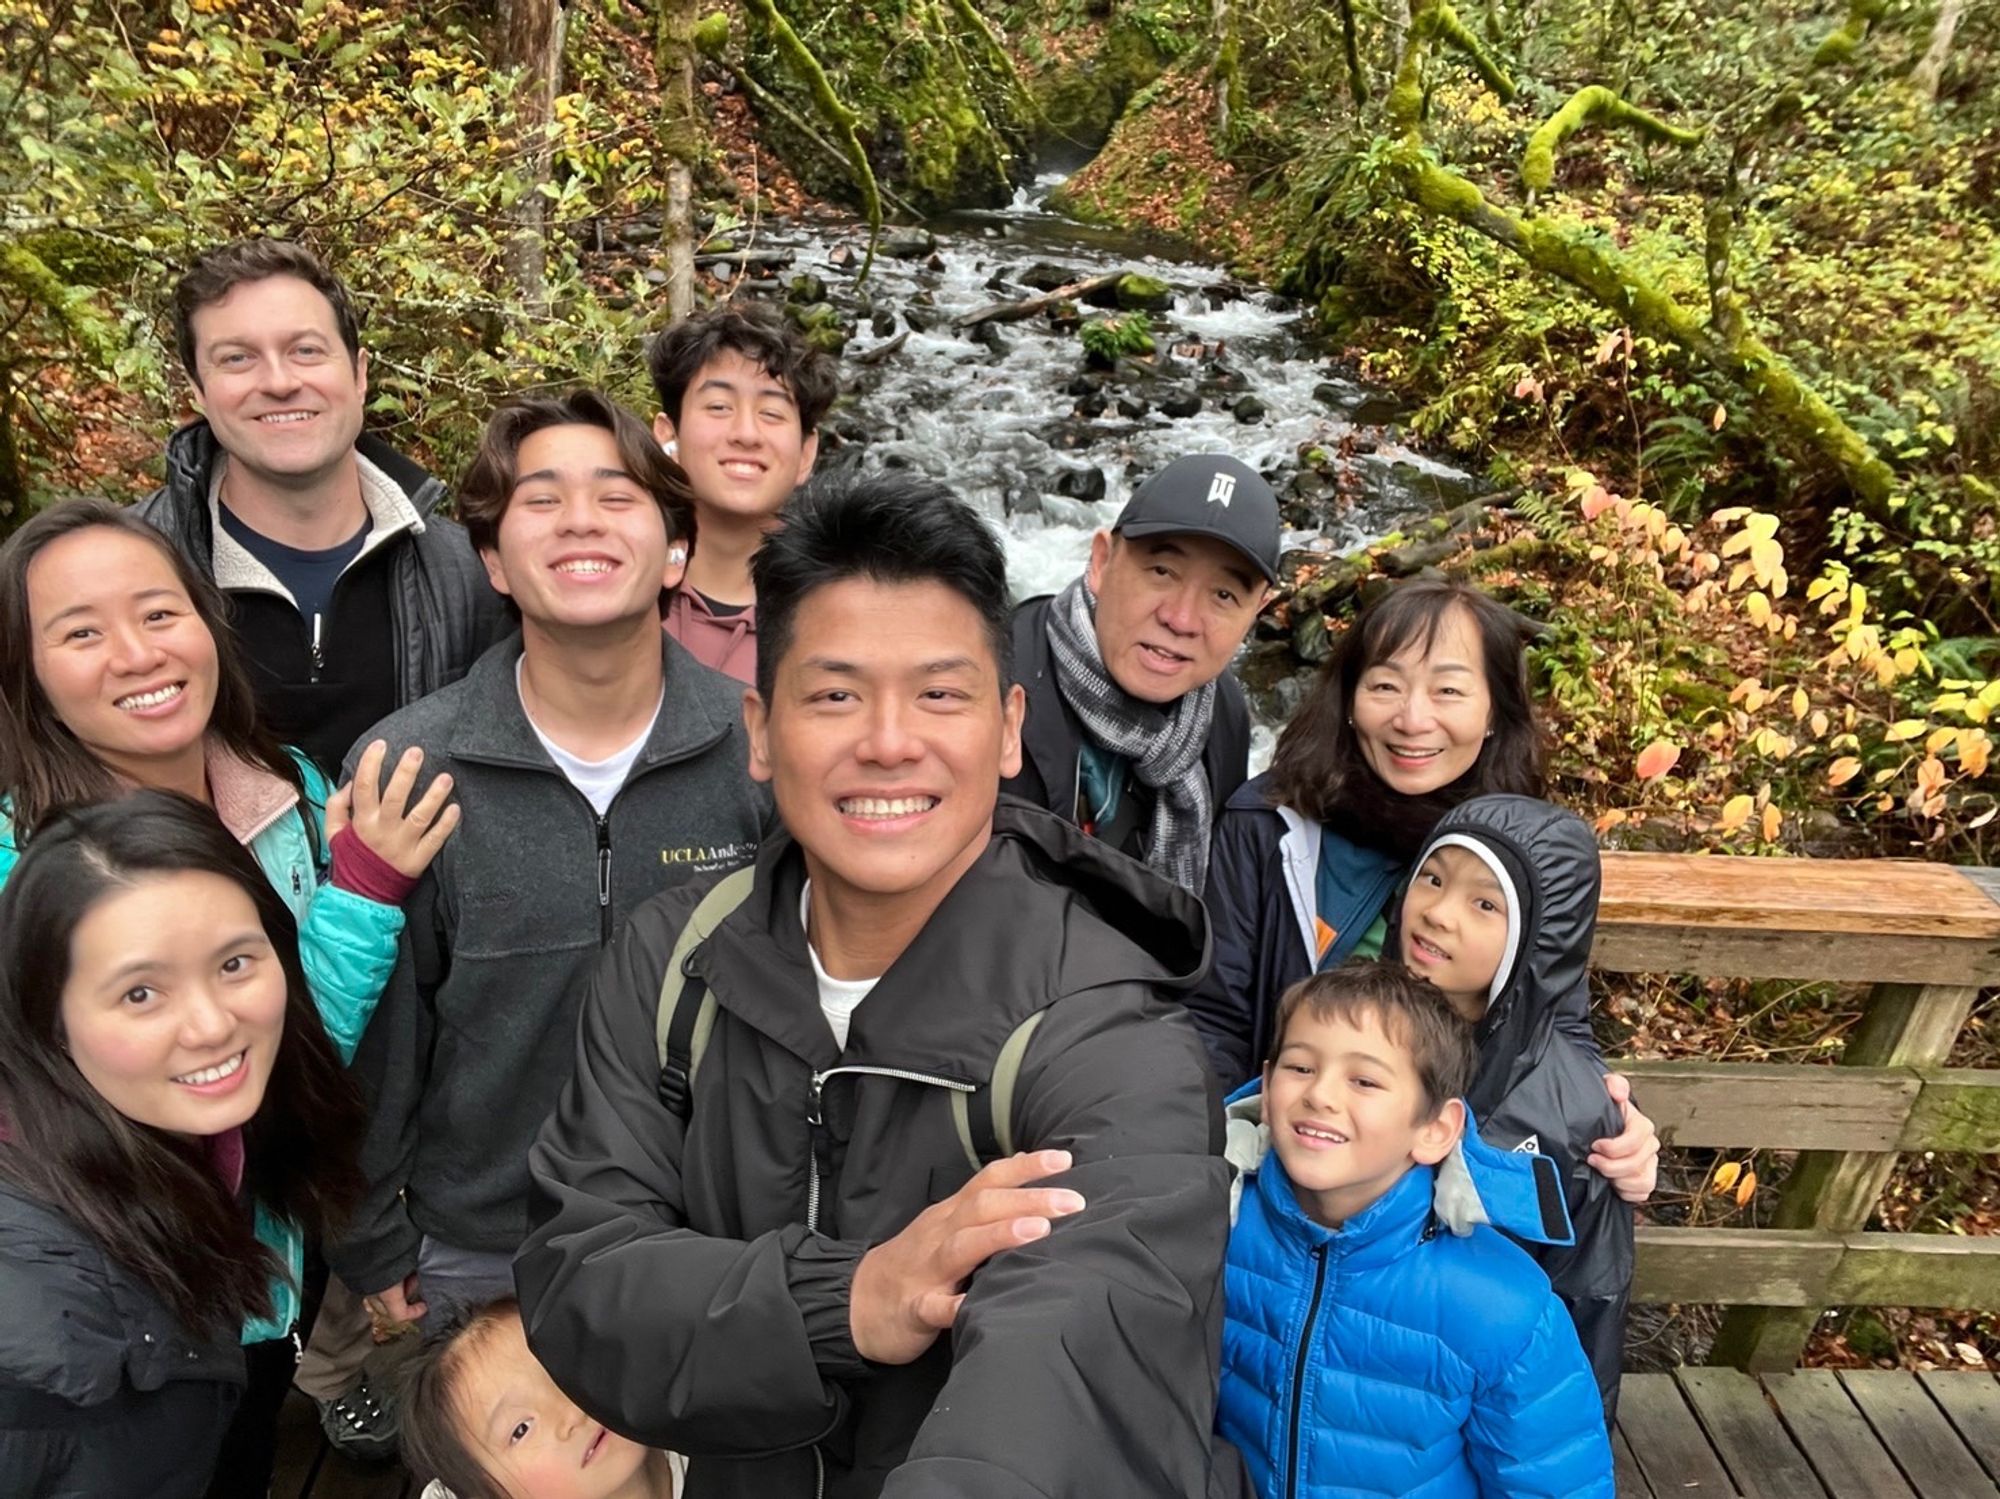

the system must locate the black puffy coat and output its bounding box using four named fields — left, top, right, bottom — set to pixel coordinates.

left=1419, top=795, right=1635, bottom=1419
left=515, top=799, right=1245, bottom=1499
left=0, top=1183, right=243, bottom=1498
